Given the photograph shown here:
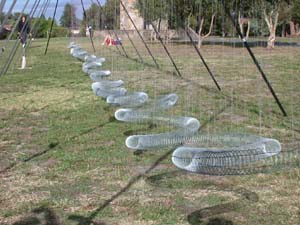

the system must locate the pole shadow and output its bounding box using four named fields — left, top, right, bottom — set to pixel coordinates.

left=67, top=149, right=173, bottom=225
left=12, top=207, right=61, bottom=225
left=0, top=116, right=115, bottom=174
left=145, top=169, right=258, bottom=225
